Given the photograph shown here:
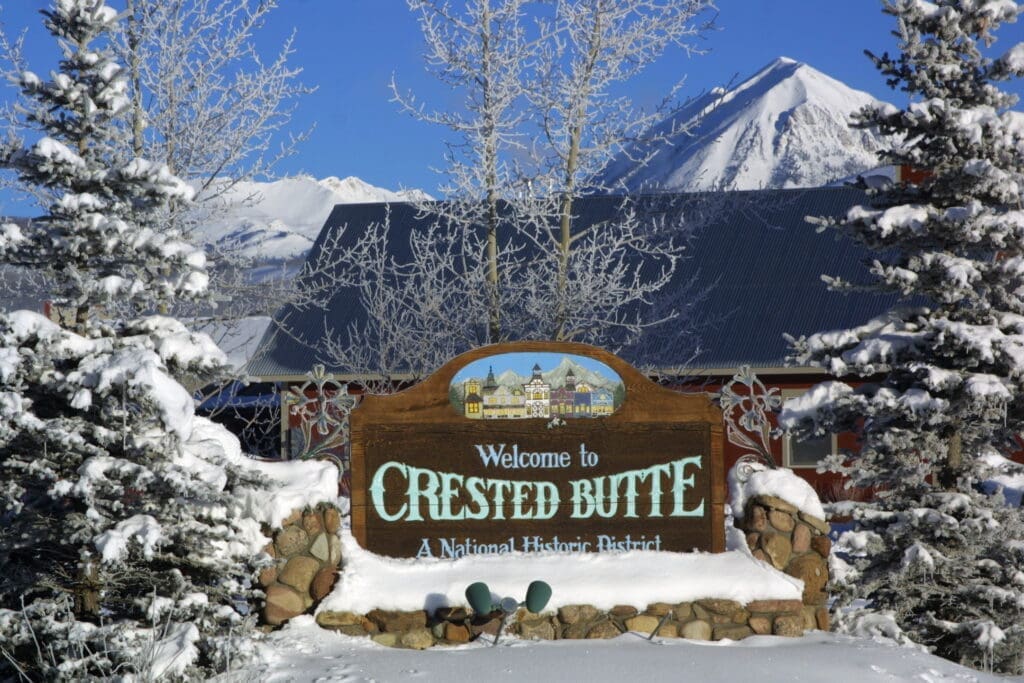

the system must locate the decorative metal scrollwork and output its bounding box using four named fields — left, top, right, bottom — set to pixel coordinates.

left=282, top=364, right=360, bottom=487
left=718, top=365, right=781, bottom=469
